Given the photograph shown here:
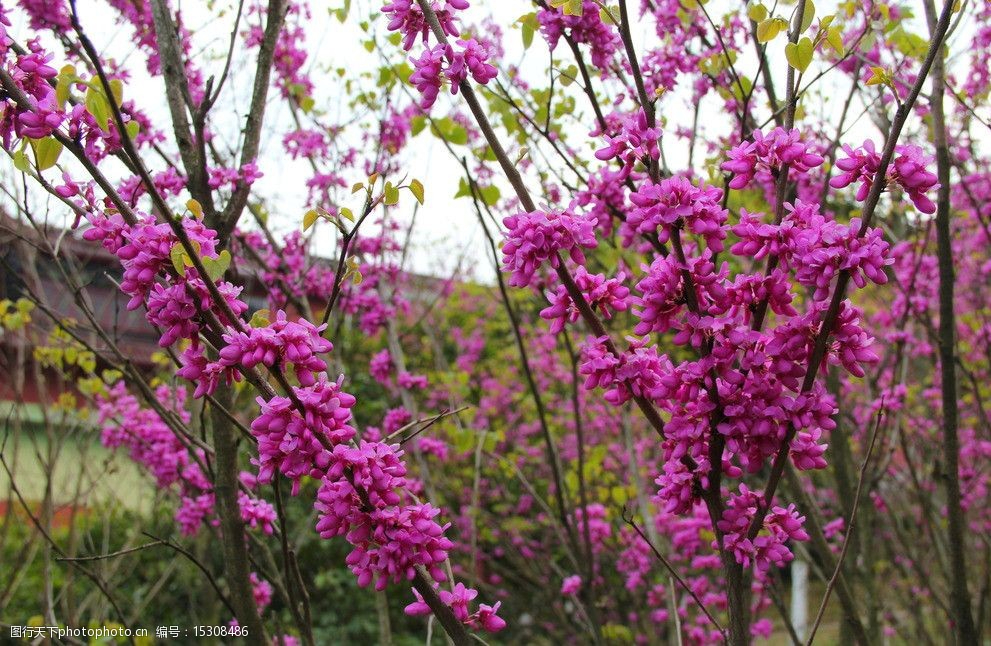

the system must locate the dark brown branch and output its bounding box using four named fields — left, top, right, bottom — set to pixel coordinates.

left=922, top=0, right=978, bottom=641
